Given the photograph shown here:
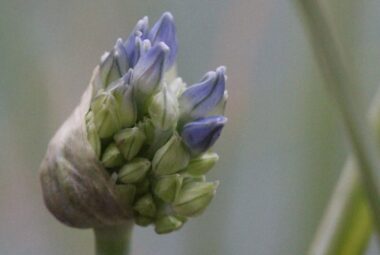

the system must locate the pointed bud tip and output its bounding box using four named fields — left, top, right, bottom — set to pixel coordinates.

left=158, top=41, right=170, bottom=53
left=162, top=12, right=174, bottom=21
